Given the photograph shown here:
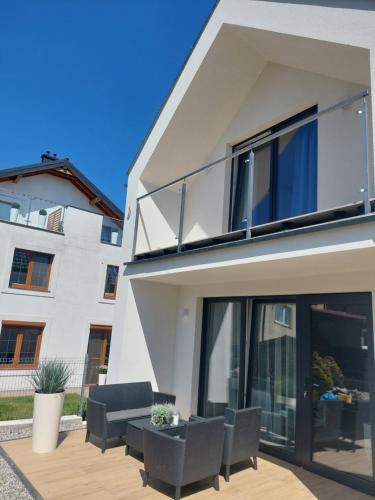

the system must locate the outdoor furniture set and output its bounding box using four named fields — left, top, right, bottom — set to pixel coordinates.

left=86, top=381, right=261, bottom=500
